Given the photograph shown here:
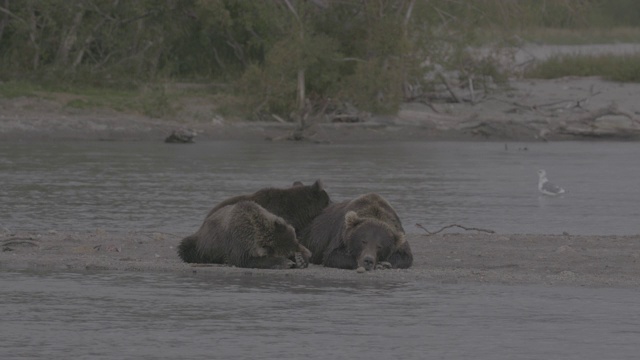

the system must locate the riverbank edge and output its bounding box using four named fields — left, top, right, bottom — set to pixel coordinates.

left=2, top=230, right=639, bottom=289
left=3, top=77, right=640, bottom=143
